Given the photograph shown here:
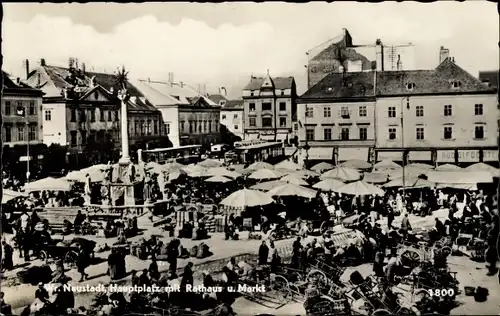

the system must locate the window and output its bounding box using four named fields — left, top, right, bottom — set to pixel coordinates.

left=305, top=107, right=314, bottom=118
left=219, top=101, right=226, bottom=106
left=443, top=127, right=453, bottom=139
left=154, top=121, right=158, bottom=135
left=262, top=103, right=272, bottom=111
left=475, top=104, right=483, bottom=115
left=249, top=117, right=256, bottom=127
left=189, top=121, right=193, bottom=133
left=281, top=90, right=285, bottom=96
left=90, top=109, right=96, bottom=122
left=204, top=121, right=208, bottom=132
left=70, top=109, right=76, bottom=122
left=70, top=131, right=77, bottom=146
left=17, top=125, right=24, bottom=141
left=388, top=107, right=396, bottom=118
left=358, top=106, right=367, bottom=117
left=475, top=125, right=484, bottom=139
left=451, top=81, right=461, bottom=88
left=444, top=104, right=452, bottom=116
left=279, top=117, right=287, bottom=127
left=306, top=128, right=315, bottom=141
left=94, top=91, right=99, bottom=100
left=234, top=125, right=239, bottom=130
left=139, top=120, right=144, bottom=135
left=107, top=110, right=112, bottom=121
left=28, top=125, right=36, bottom=141
left=341, top=128, right=350, bottom=140
left=134, top=121, right=139, bottom=135
left=80, top=110, right=86, bottom=122
left=180, top=121, right=185, bottom=132
left=406, top=82, right=416, bottom=90
left=114, top=111, right=119, bottom=121
left=250, top=91, right=254, bottom=96
left=81, top=130, right=87, bottom=145
left=221, top=114, right=227, bottom=119
left=294, top=123, right=298, bottom=131
left=262, top=117, right=272, bottom=127
left=99, top=109, right=105, bottom=121
left=147, top=120, right=152, bottom=135
left=29, top=102, right=35, bottom=115
left=279, top=102, right=286, bottom=111
left=45, top=110, right=52, bottom=121
left=249, top=103, right=256, bottom=111
left=416, top=127, right=424, bottom=140
left=198, top=121, right=202, bottom=133
left=5, top=125, right=11, bottom=142
left=416, top=106, right=424, bottom=117
left=208, top=121, right=212, bottom=132
left=388, top=128, right=397, bottom=140
left=324, top=107, right=331, bottom=118
left=233, top=114, right=238, bottom=119
left=359, top=127, right=367, bottom=140
left=142, top=120, right=147, bottom=135
left=5, top=101, right=11, bottom=116
left=340, top=106, right=350, bottom=118
left=324, top=128, right=332, bottom=140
